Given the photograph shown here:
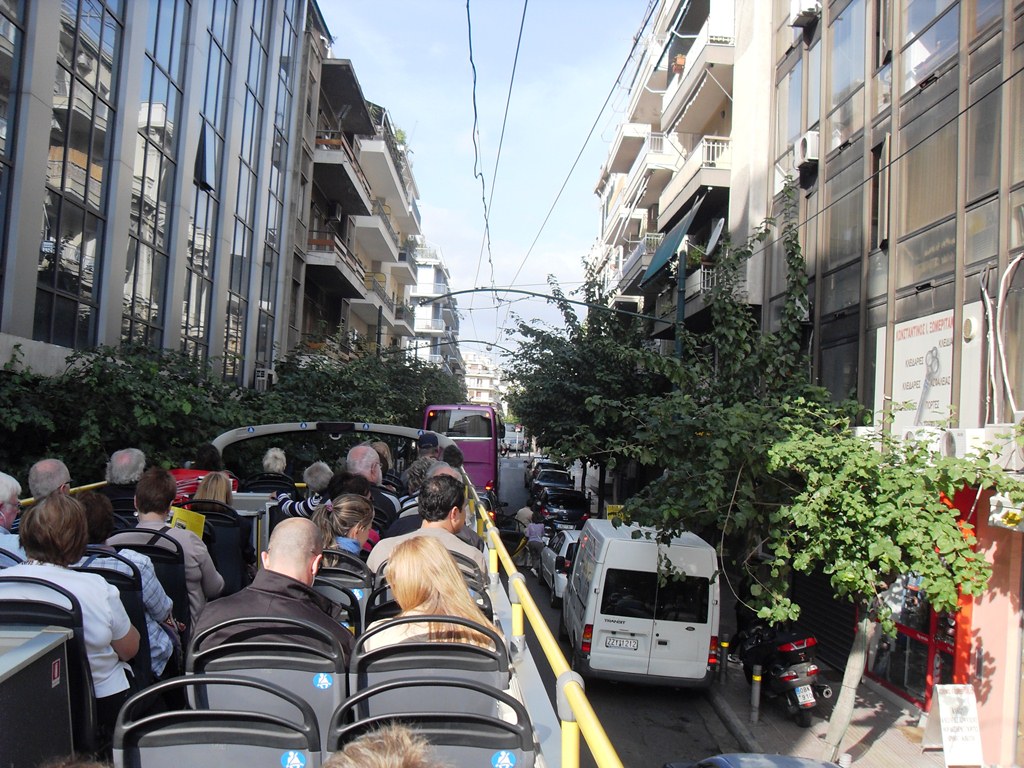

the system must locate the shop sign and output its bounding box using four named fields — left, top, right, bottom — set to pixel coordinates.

left=922, top=684, right=984, bottom=767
